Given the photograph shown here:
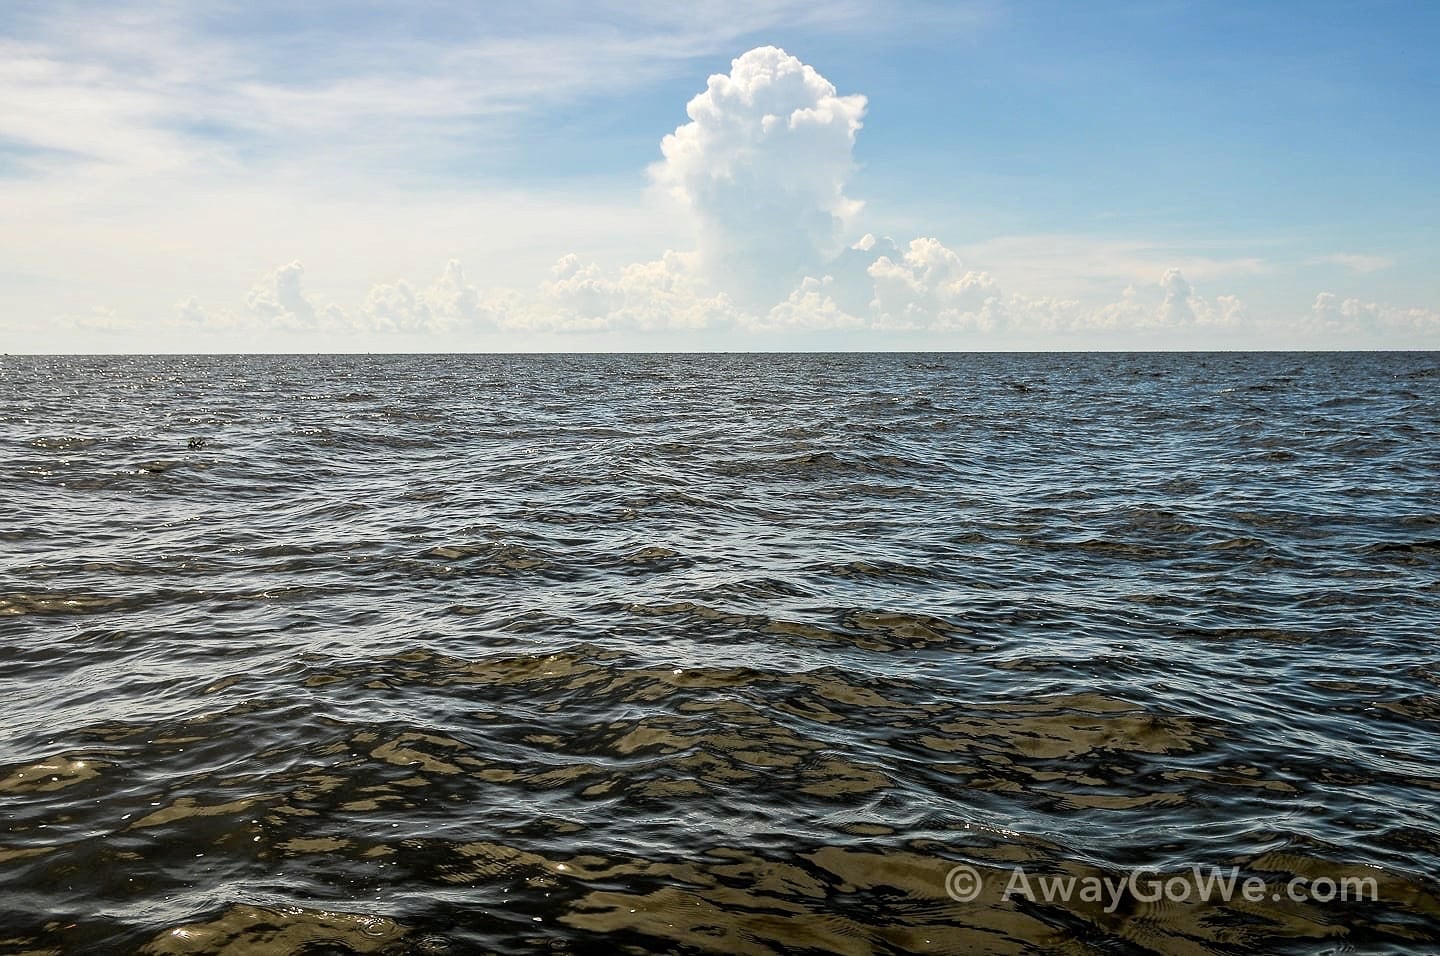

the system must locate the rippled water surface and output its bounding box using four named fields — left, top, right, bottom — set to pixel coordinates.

left=3, top=352, right=1439, bottom=955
